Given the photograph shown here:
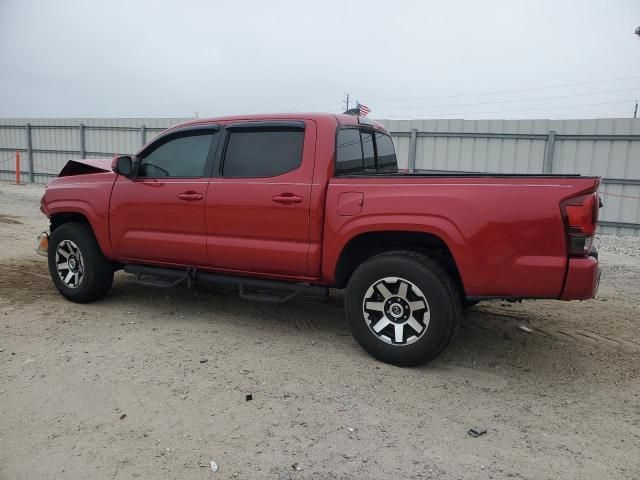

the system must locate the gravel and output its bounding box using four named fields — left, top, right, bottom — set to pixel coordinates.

left=596, top=234, right=640, bottom=260
left=1, top=180, right=639, bottom=479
